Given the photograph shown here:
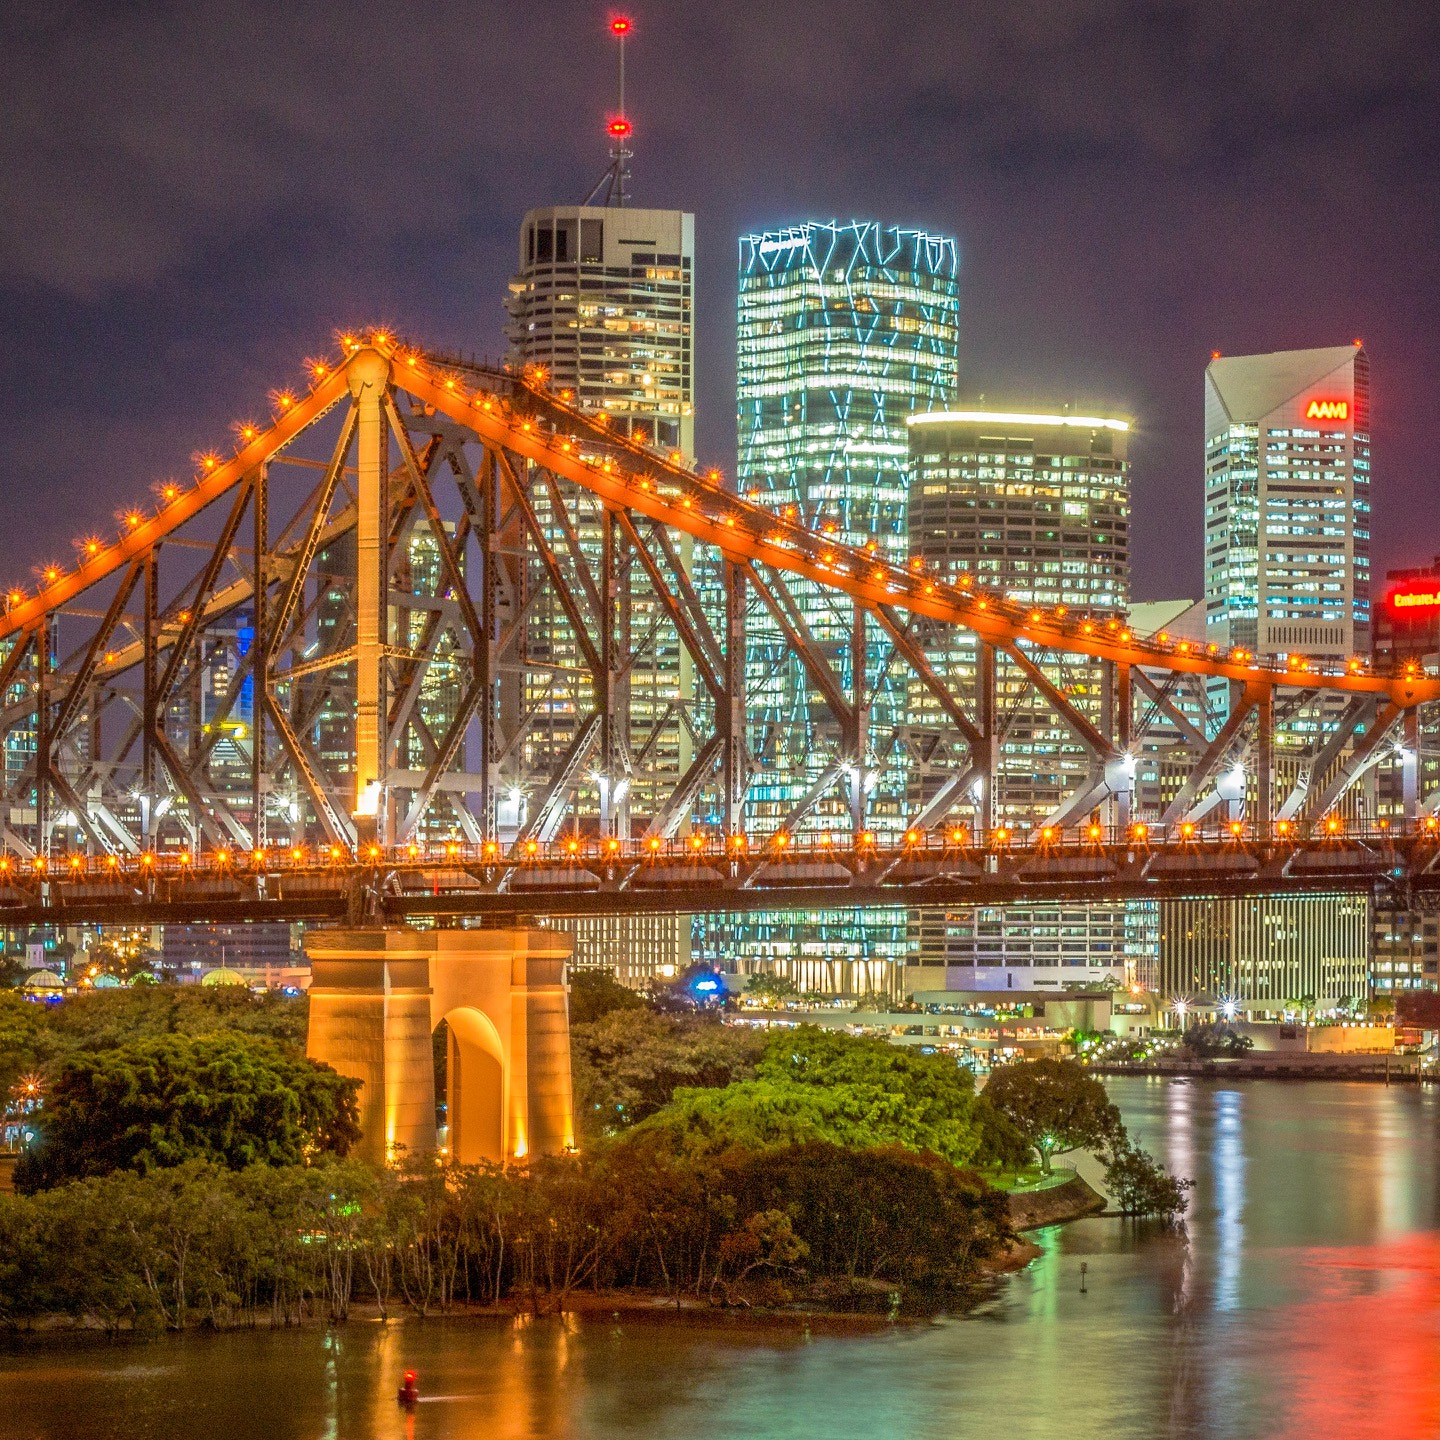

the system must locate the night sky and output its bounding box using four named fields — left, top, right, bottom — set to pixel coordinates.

left=2, top=0, right=1437, bottom=602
